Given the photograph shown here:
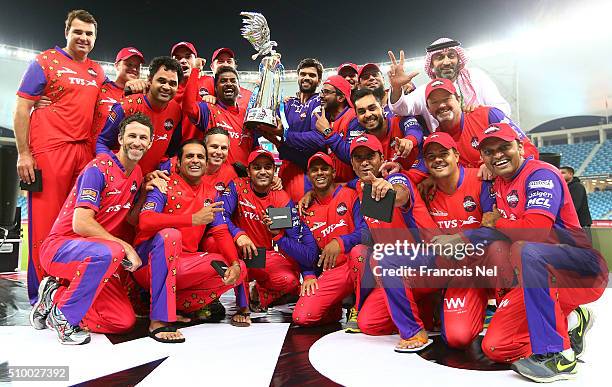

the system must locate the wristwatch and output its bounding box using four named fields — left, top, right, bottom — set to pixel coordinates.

left=322, top=127, right=332, bottom=137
